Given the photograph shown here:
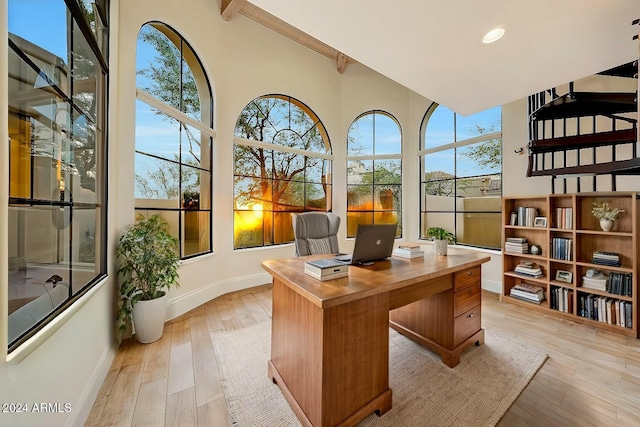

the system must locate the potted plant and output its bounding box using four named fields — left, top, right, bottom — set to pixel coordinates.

left=117, top=214, right=180, bottom=343
left=426, top=227, right=455, bottom=256
left=592, top=201, right=624, bottom=232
